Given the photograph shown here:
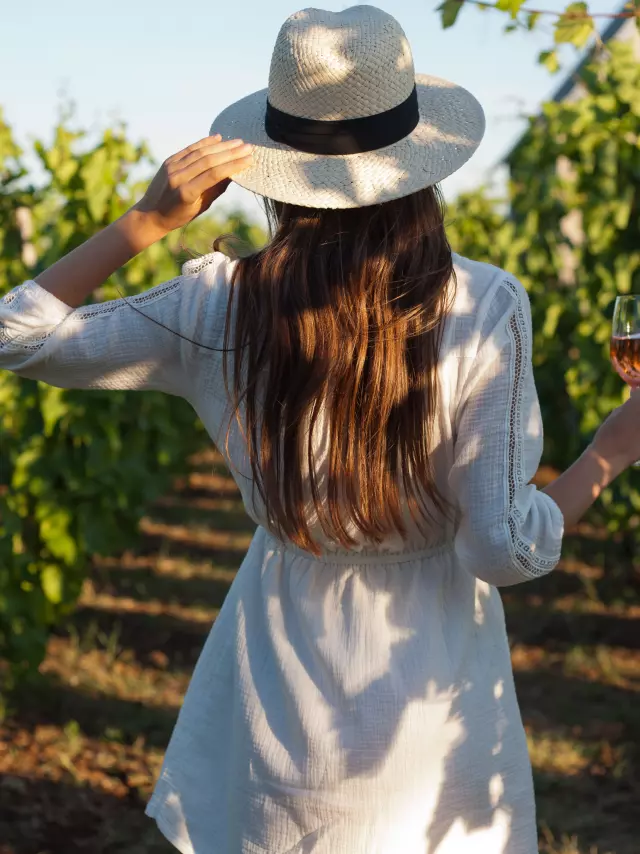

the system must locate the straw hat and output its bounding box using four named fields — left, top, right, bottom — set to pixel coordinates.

left=211, top=5, right=485, bottom=209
